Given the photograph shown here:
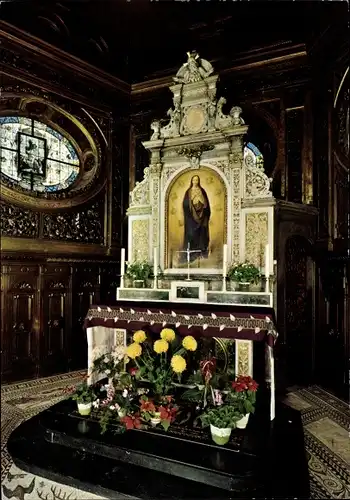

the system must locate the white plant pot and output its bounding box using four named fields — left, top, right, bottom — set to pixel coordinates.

left=236, top=413, right=250, bottom=429
left=150, top=417, right=161, bottom=427
left=210, top=424, right=232, bottom=446
left=77, top=402, right=92, bottom=416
